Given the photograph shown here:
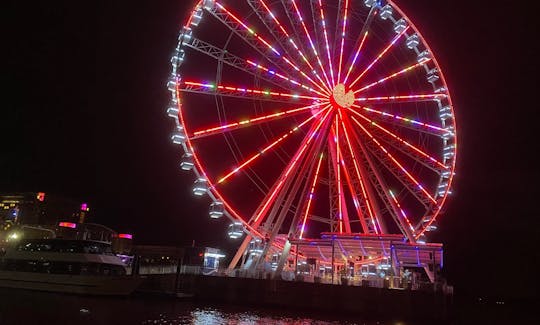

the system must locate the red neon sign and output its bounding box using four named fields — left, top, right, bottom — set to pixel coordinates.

left=58, top=222, right=77, bottom=229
